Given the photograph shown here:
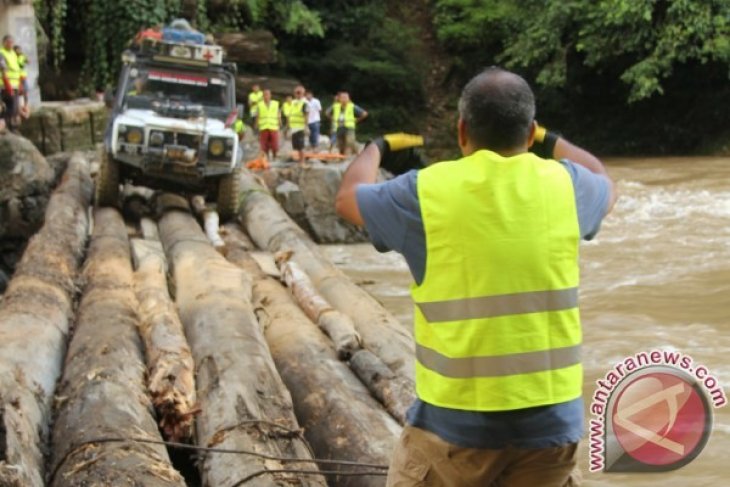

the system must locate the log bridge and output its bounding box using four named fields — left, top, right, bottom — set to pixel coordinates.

left=0, top=153, right=415, bottom=486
